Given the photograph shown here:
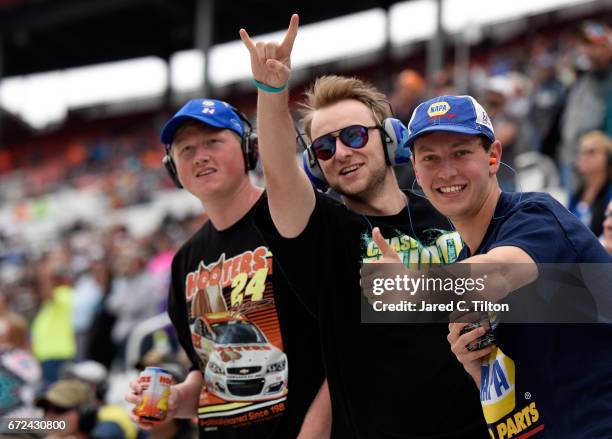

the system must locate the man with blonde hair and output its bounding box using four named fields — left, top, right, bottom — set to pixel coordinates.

left=298, top=75, right=410, bottom=210
left=240, top=15, right=487, bottom=438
